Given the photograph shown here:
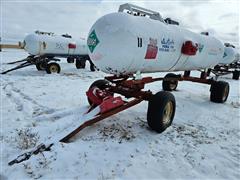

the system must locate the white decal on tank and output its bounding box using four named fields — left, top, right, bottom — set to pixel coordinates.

left=159, top=38, right=175, bottom=52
